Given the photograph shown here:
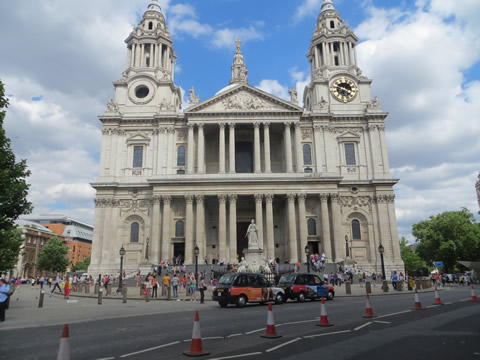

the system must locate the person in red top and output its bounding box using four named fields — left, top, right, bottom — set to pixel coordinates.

left=64, top=279, right=71, bottom=299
